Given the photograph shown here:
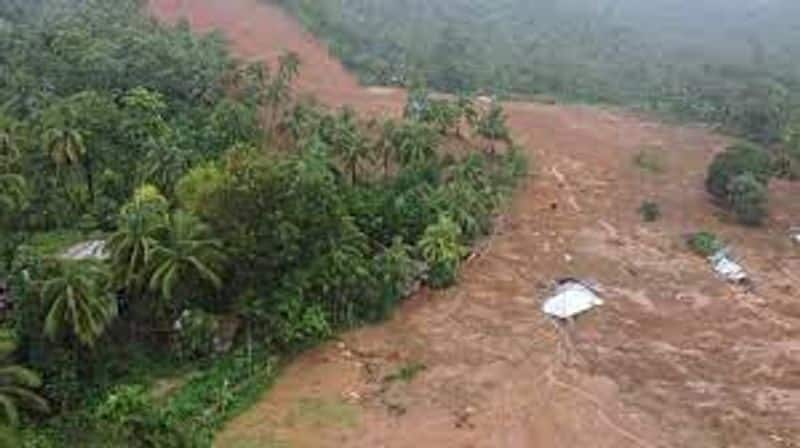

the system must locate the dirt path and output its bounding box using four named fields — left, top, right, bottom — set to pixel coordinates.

left=150, top=2, right=800, bottom=447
